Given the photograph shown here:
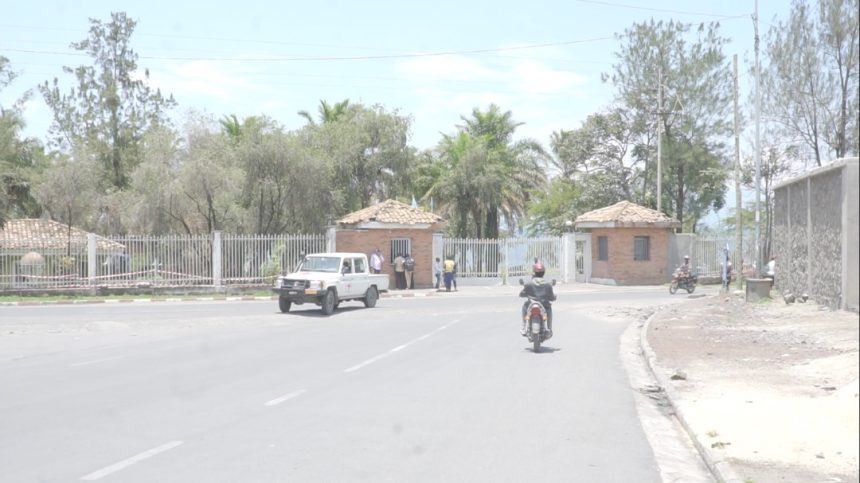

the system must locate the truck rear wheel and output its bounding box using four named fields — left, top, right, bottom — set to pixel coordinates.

left=364, top=286, right=378, bottom=308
